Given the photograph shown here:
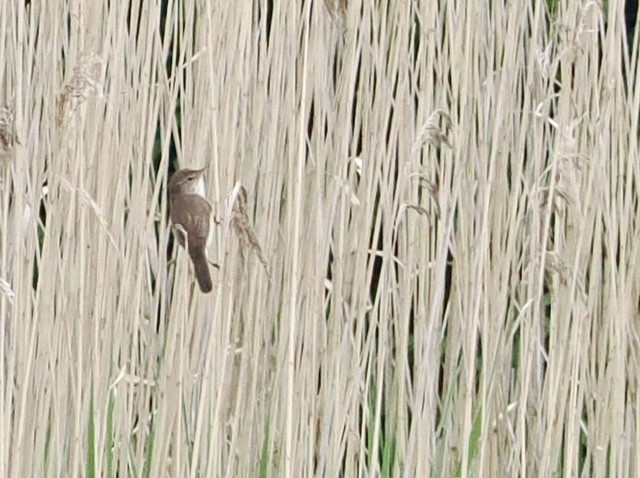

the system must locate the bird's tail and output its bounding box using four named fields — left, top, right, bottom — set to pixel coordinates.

left=189, top=246, right=212, bottom=293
